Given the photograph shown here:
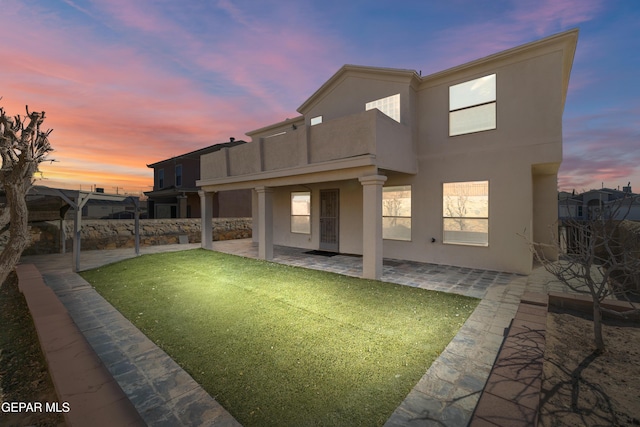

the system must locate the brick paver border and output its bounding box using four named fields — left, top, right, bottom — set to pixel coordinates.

left=16, top=264, right=145, bottom=427
left=470, top=291, right=639, bottom=426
